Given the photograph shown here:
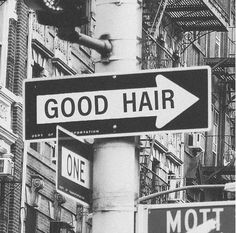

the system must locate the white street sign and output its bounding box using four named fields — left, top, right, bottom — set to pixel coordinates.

left=24, top=66, right=211, bottom=140
left=56, top=126, right=92, bottom=204
left=137, top=201, right=235, bottom=233
left=37, top=74, right=199, bottom=128
left=61, top=146, right=91, bottom=189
